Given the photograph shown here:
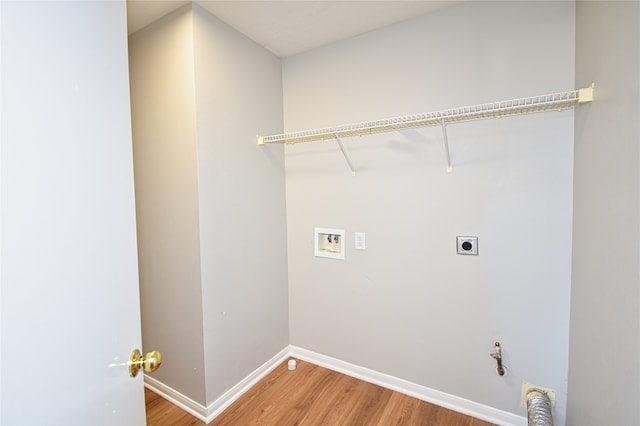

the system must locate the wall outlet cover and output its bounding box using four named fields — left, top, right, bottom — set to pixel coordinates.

left=355, top=232, right=366, bottom=250
left=456, top=236, right=478, bottom=255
